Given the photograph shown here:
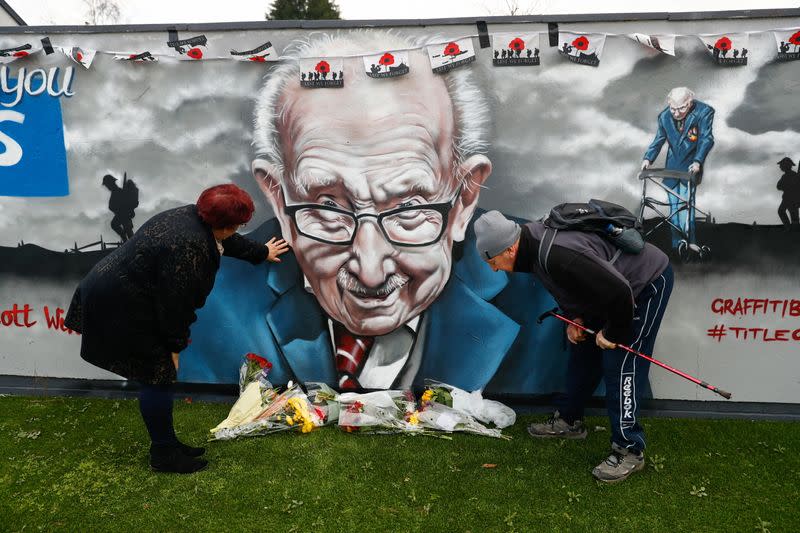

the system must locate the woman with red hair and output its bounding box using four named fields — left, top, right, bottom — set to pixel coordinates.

left=65, top=184, right=288, bottom=473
